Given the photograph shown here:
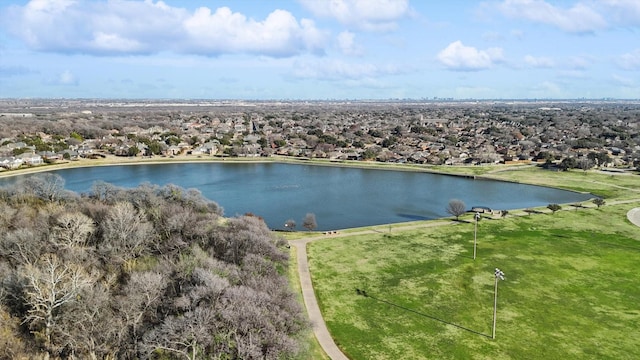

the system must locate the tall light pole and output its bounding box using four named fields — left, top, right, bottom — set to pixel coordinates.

left=492, top=268, right=505, bottom=339
left=473, top=212, right=480, bottom=260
